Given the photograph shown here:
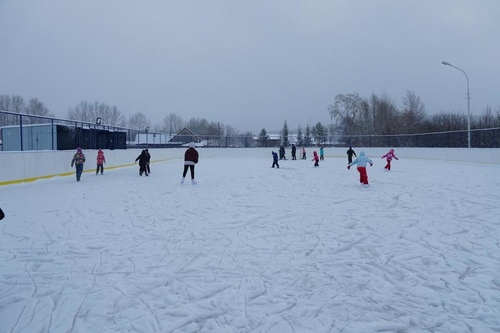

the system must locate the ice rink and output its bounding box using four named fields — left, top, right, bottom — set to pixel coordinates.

left=1, top=154, right=499, bottom=332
